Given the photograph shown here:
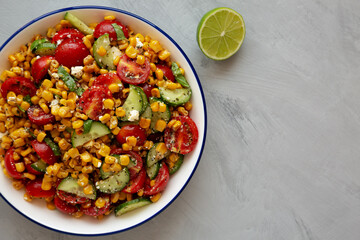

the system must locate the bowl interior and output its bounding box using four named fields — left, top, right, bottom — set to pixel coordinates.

left=0, top=6, right=206, bottom=236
